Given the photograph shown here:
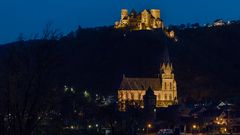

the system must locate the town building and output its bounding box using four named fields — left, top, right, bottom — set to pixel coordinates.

left=143, top=87, right=157, bottom=121
left=213, top=19, right=225, bottom=27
